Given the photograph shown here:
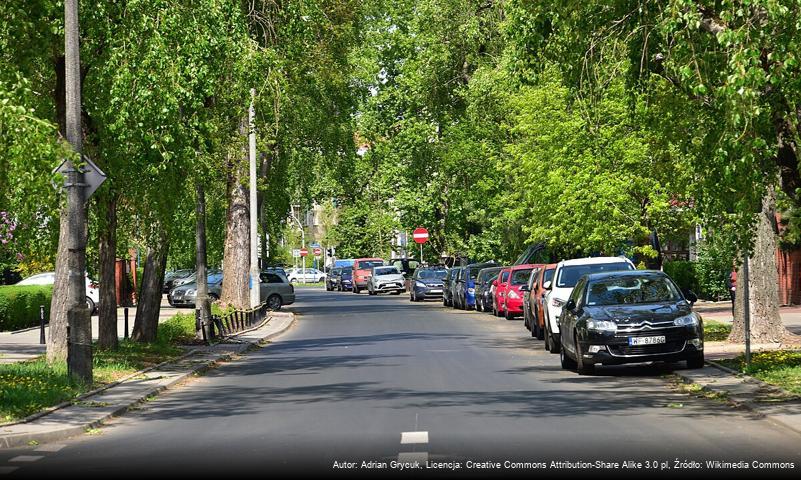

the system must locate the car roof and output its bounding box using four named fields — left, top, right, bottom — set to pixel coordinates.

left=584, top=270, right=668, bottom=281
left=557, top=256, right=632, bottom=267
left=510, top=263, right=542, bottom=271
